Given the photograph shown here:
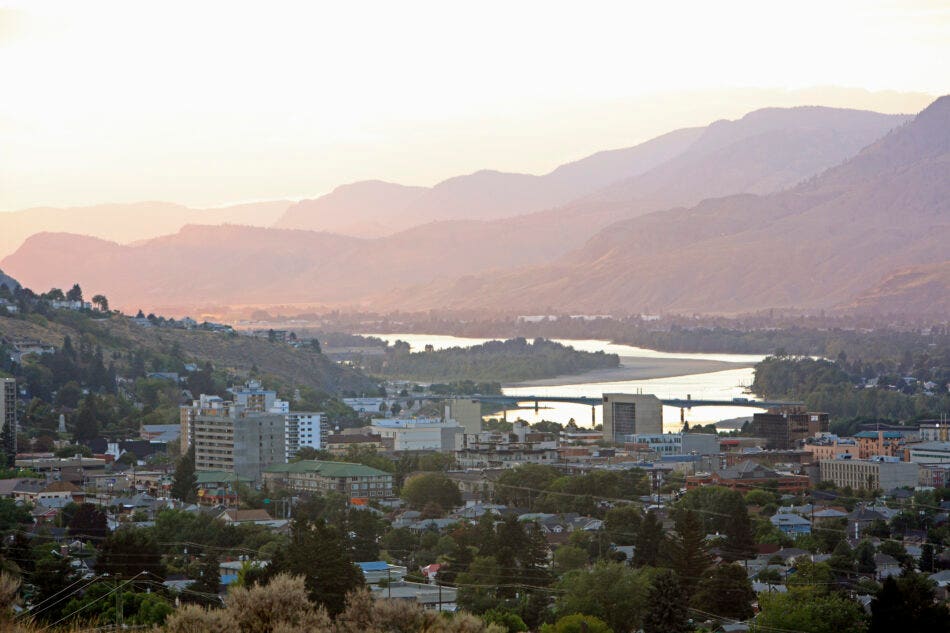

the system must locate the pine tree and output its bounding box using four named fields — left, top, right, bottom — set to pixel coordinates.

left=171, top=446, right=198, bottom=503
left=268, top=519, right=363, bottom=616
left=920, top=543, right=935, bottom=573
left=668, top=509, right=712, bottom=593
left=633, top=510, right=664, bottom=567
left=73, top=394, right=99, bottom=442
left=643, top=570, right=691, bottom=633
